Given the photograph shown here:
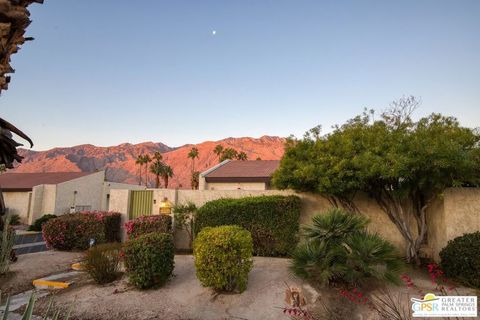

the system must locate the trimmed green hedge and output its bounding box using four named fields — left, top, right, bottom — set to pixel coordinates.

left=124, top=232, right=175, bottom=289
left=194, top=225, right=253, bottom=293
left=440, top=231, right=480, bottom=289
left=195, top=195, right=301, bottom=256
